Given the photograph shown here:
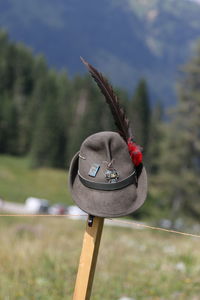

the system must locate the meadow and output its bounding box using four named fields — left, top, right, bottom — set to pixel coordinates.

left=0, top=155, right=72, bottom=205
left=0, top=155, right=200, bottom=299
left=0, top=217, right=200, bottom=300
